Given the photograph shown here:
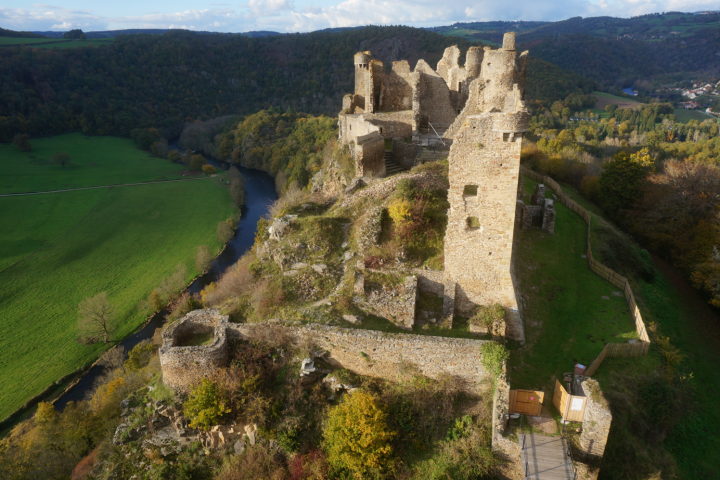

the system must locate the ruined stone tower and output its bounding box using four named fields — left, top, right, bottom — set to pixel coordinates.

left=442, top=33, right=529, bottom=341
